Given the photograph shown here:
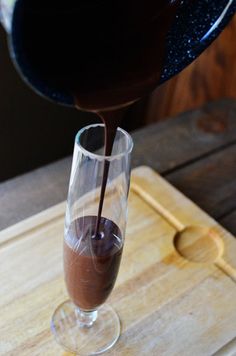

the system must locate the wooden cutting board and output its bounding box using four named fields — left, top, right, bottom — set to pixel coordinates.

left=1, top=166, right=236, bottom=356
